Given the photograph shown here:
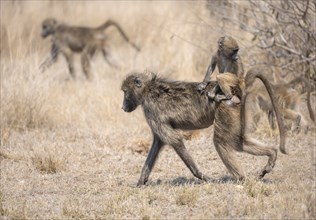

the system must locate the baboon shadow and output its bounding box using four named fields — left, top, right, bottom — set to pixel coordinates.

left=148, top=175, right=240, bottom=187
left=129, top=175, right=273, bottom=188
